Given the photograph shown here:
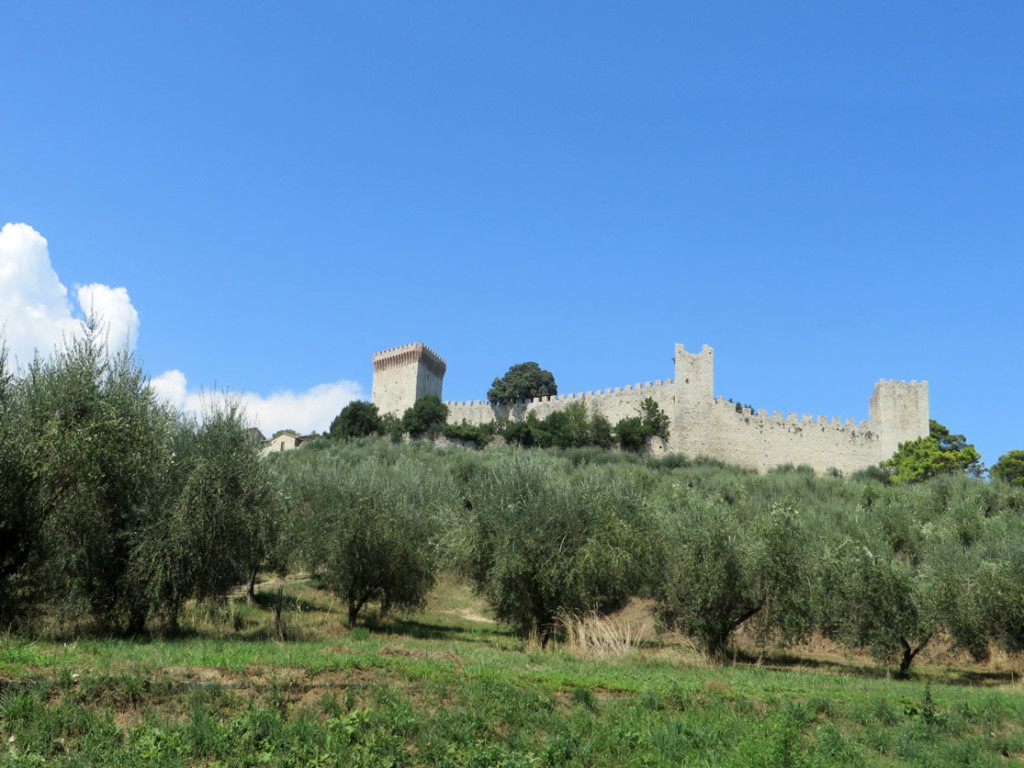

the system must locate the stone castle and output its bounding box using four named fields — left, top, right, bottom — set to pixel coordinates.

left=371, top=342, right=929, bottom=475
